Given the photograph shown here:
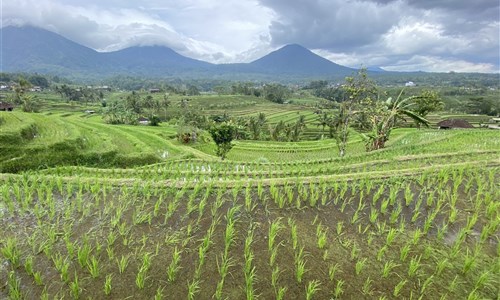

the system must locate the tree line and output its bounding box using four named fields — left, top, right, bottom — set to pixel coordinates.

left=210, top=70, right=443, bottom=160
